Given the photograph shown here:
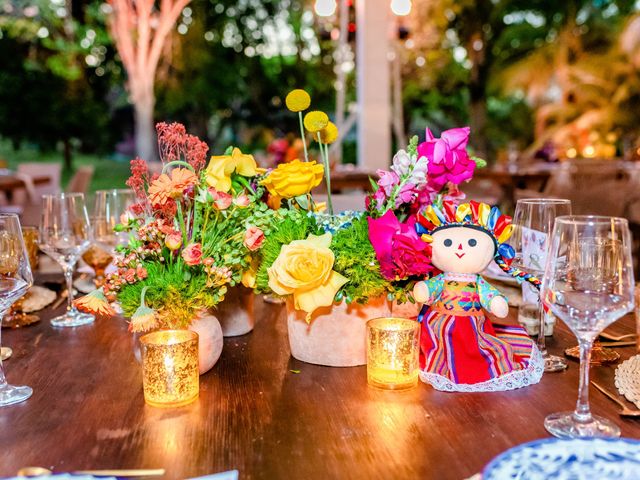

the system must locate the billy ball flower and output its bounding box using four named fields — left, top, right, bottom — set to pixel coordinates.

left=285, top=89, right=311, bottom=112
left=319, top=121, right=339, bottom=144
left=303, top=111, right=329, bottom=133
